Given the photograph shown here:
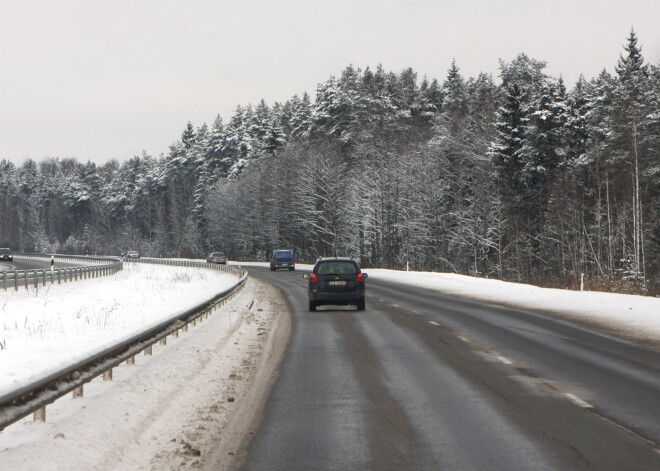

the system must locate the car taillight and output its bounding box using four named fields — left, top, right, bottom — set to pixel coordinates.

left=310, top=274, right=319, bottom=284
left=356, top=273, right=364, bottom=283
left=274, top=258, right=278, bottom=262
